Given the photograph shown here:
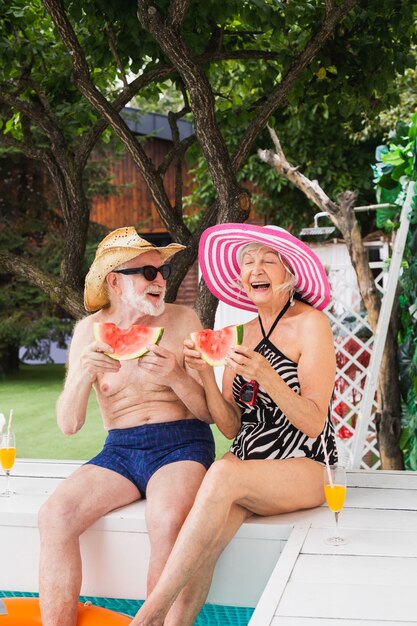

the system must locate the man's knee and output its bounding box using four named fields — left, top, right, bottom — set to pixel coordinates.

left=38, top=491, right=80, bottom=539
left=147, top=503, right=190, bottom=546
